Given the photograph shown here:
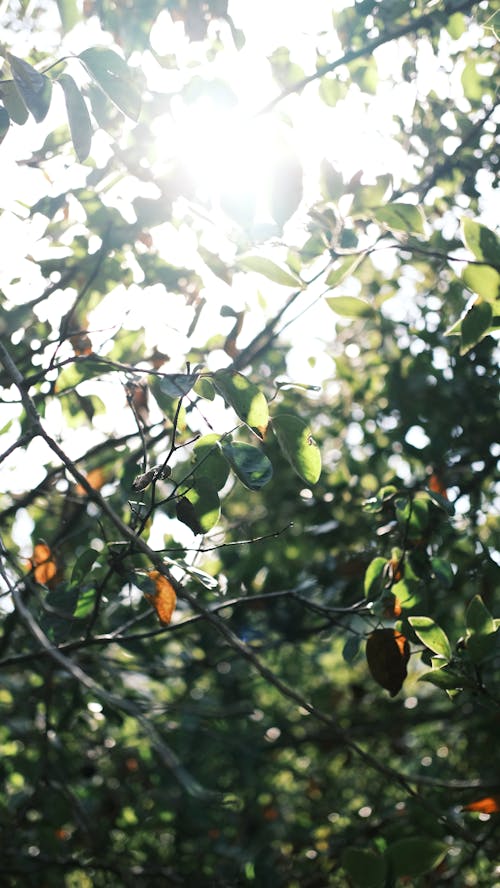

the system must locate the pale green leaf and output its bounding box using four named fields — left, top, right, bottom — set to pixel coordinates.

left=408, top=616, right=452, bottom=660
left=272, top=414, right=321, bottom=485
left=238, top=256, right=303, bottom=288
